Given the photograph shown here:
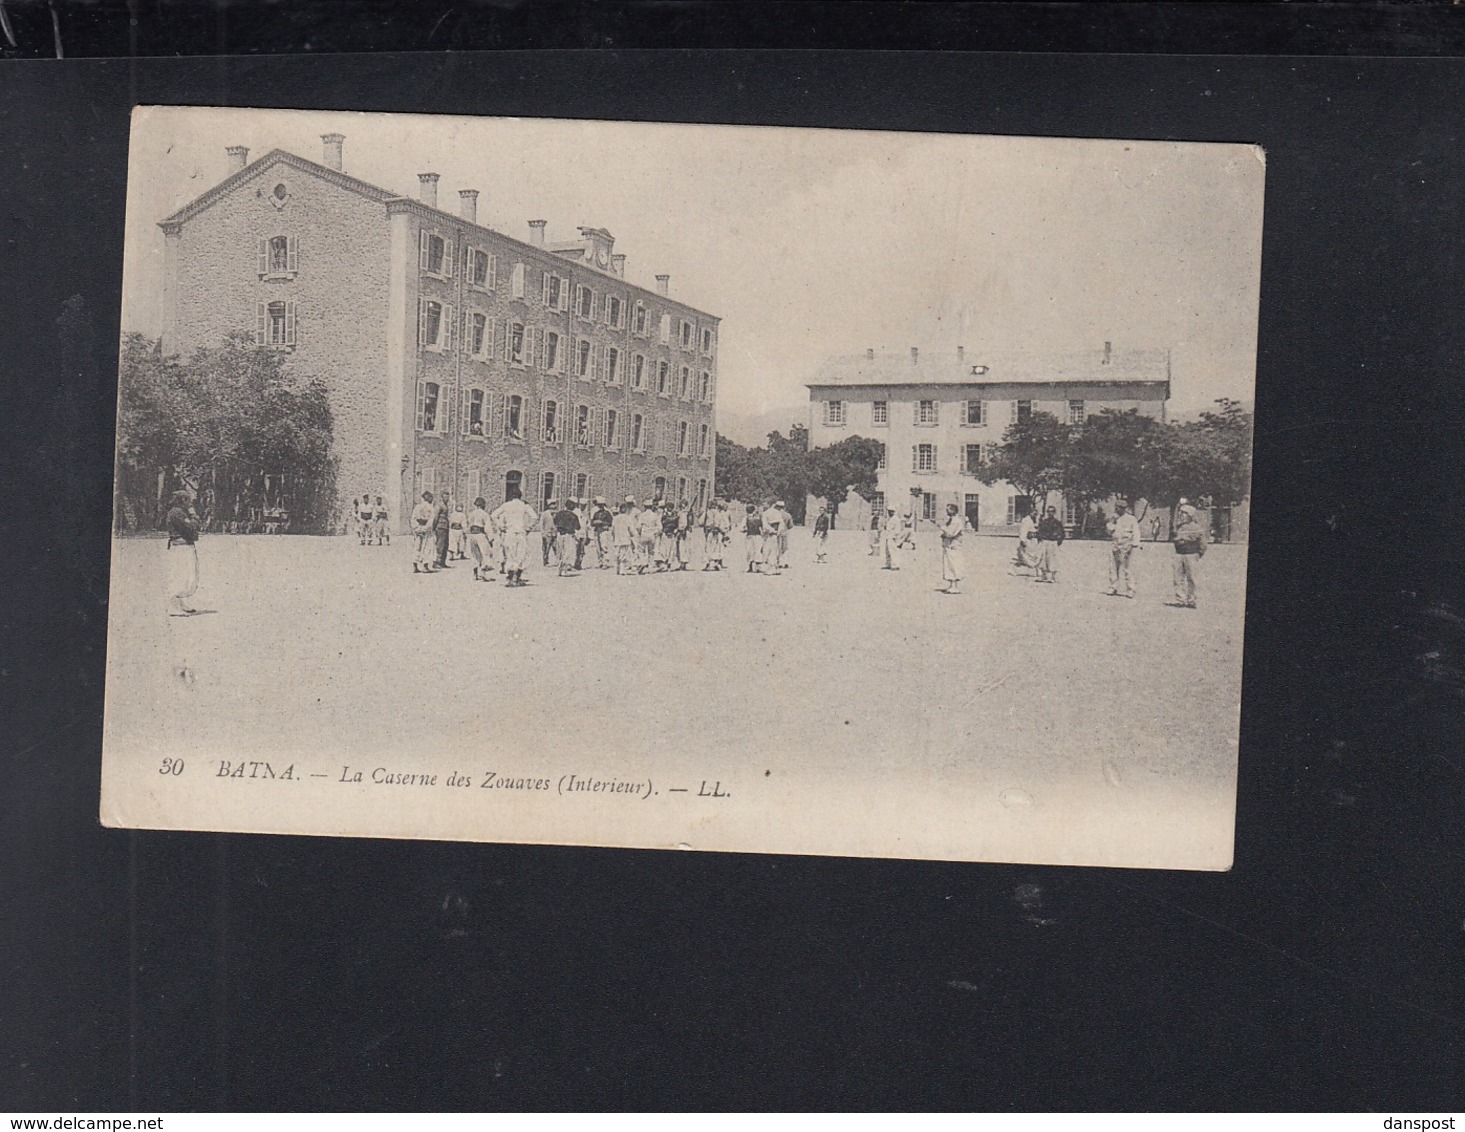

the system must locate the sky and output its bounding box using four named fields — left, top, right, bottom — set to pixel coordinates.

left=122, top=106, right=1265, bottom=443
